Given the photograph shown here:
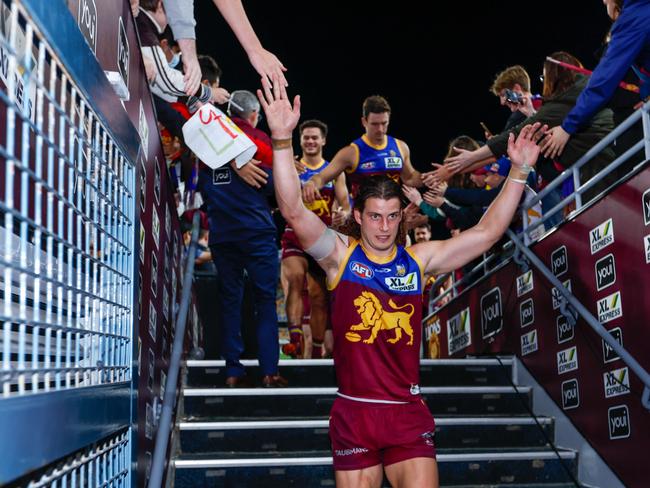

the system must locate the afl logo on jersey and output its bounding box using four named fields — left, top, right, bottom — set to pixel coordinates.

left=350, top=261, right=374, bottom=279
